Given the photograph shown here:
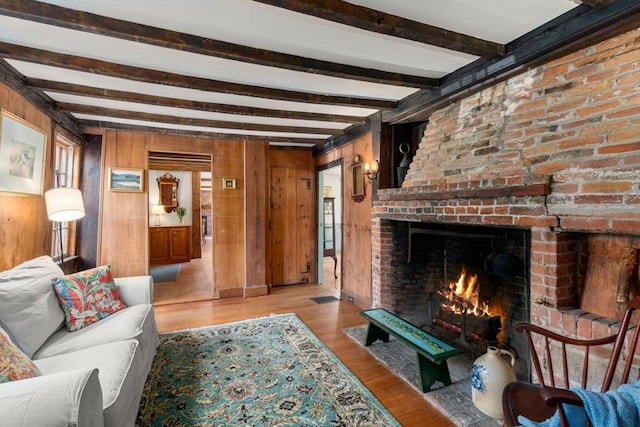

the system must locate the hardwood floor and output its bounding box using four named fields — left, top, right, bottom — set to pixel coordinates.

left=322, top=251, right=341, bottom=292
left=152, top=236, right=214, bottom=305
left=153, top=283, right=455, bottom=426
